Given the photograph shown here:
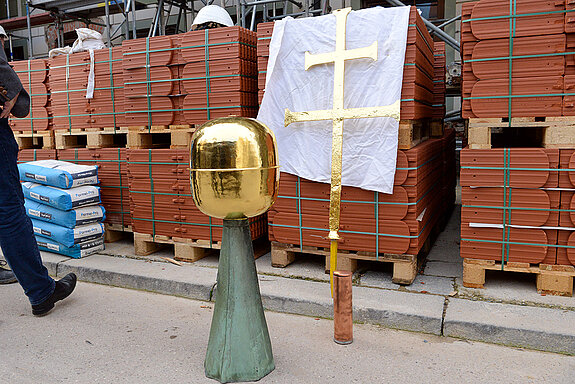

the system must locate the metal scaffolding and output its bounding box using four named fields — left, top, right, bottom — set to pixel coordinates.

left=11, top=0, right=460, bottom=61
left=238, top=0, right=328, bottom=29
